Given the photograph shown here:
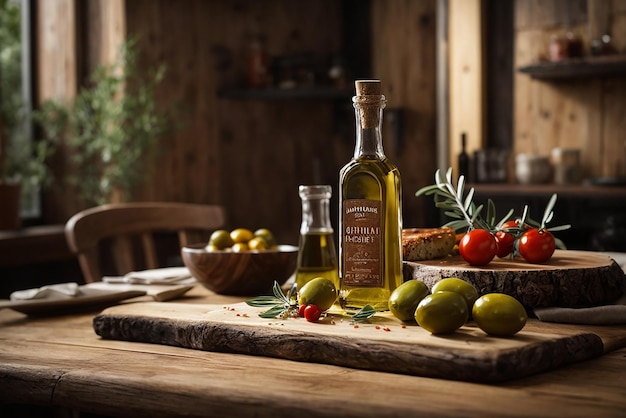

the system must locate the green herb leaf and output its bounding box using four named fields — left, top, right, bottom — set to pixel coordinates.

left=350, top=305, right=377, bottom=323
left=457, top=175, right=465, bottom=200
left=547, top=223, right=571, bottom=232
left=272, top=281, right=289, bottom=305
left=246, top=281, right=298, bottom=318
left=486, top=199, right=496, bottom=226
left=258, top=305, right=288, bottom=319
left=415, top=184, right=441, bottom=196
left=496, top=209, right=514, bottom=229
left=245, top=296, right=284, bottom=307
left=444, top=219, right=470, bottom=231
left=463, top=188, right=474, bottom=212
